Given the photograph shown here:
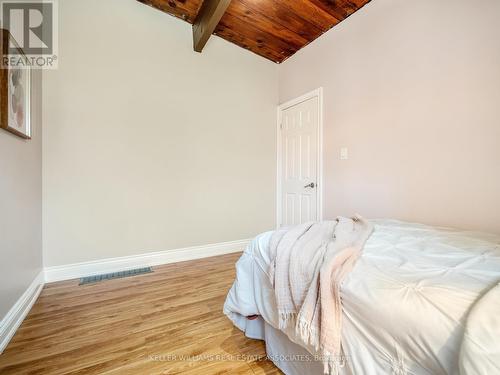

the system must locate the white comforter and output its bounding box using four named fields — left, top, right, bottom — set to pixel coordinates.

left=224, top=220, right=500, bottom=374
